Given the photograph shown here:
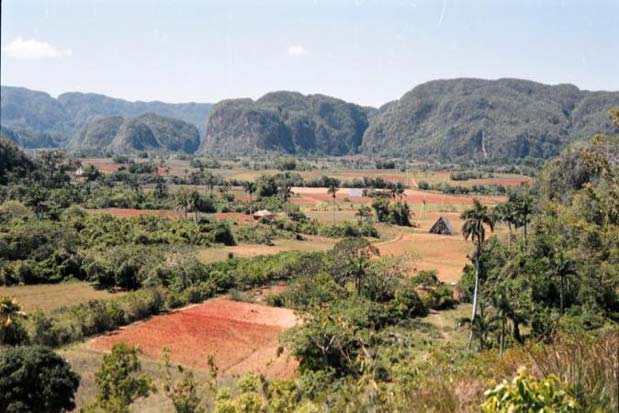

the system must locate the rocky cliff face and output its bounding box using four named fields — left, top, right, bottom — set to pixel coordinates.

left=199, top=92, right=372, bottom=156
